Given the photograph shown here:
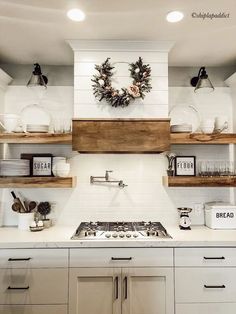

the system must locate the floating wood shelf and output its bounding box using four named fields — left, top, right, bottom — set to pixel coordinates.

left=163, top=176, right=236, bottom=187
left=171, top=133, right=236, bottom=145
left=0, top=176, right=77, bottom=188
left=0, top=133, right=72, bottom=144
